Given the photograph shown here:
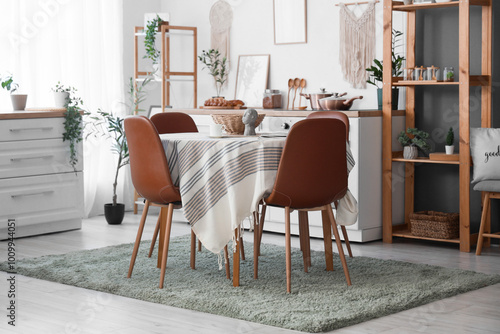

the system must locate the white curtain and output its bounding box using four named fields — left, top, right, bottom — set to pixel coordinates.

left=0, top=0, right=132, bottom=217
